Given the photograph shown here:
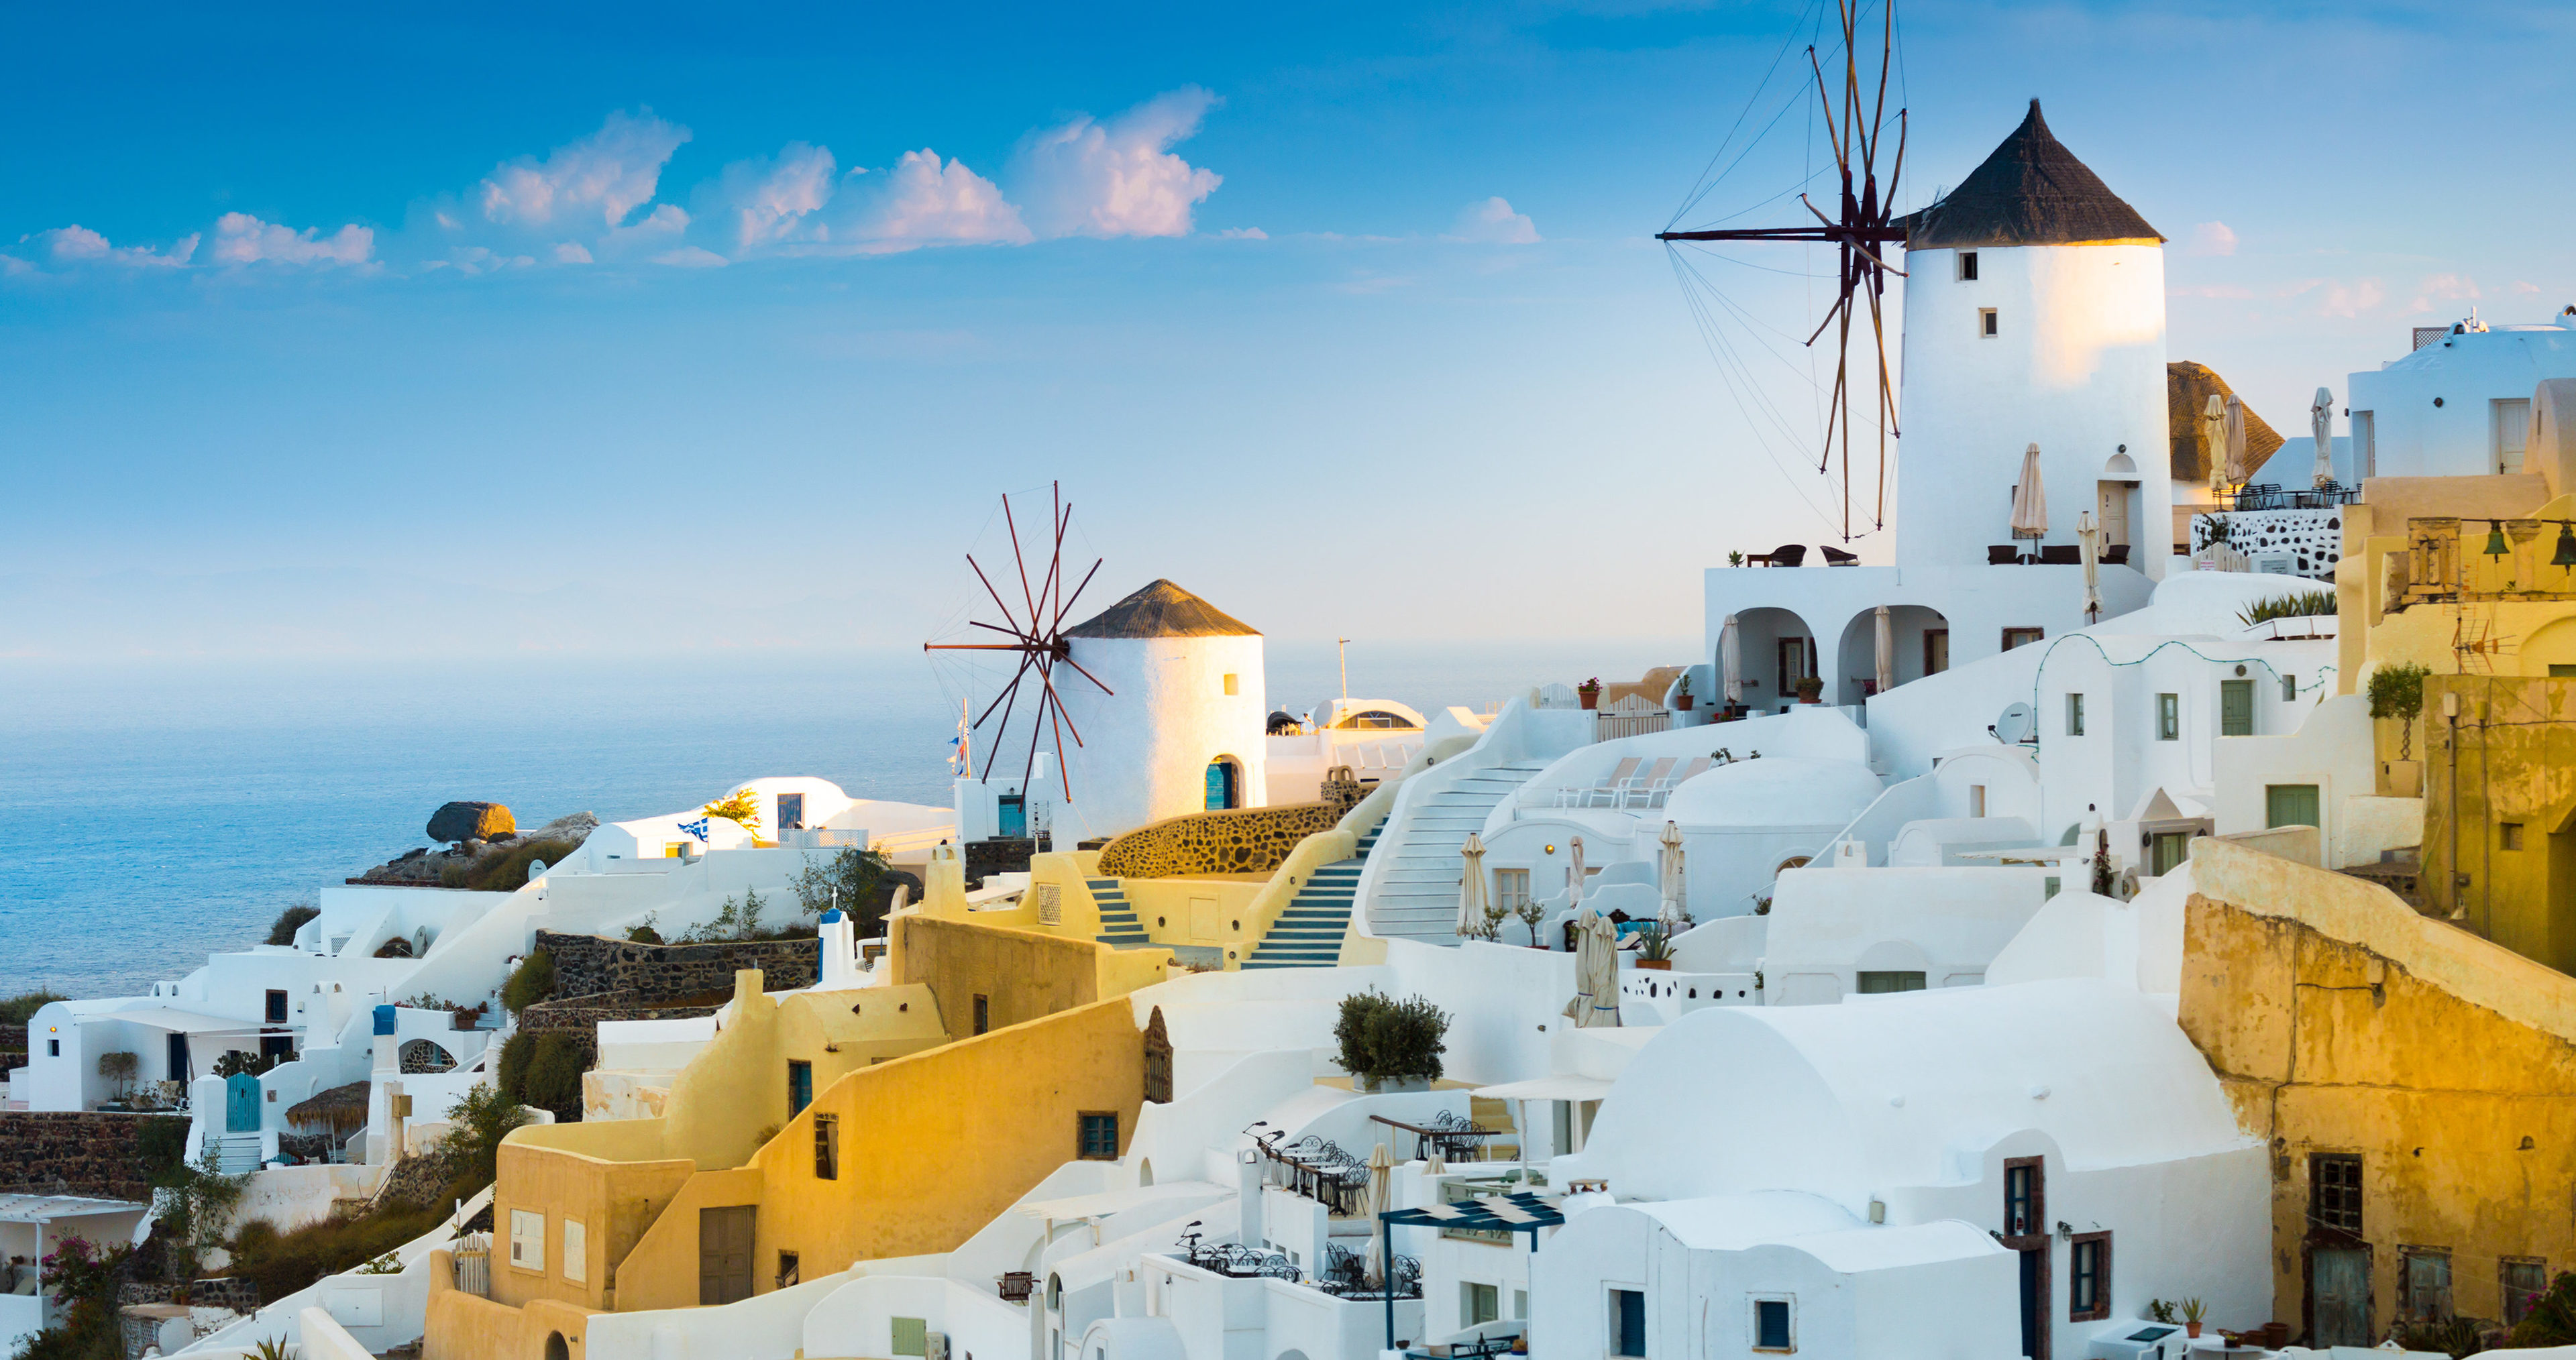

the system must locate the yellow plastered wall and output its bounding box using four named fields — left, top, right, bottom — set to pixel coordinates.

left=656, top=970, right=949, bottom=1173
left=488, top=1139, right=694, bottom=1311
left=2418, top=676, right=2576, bottom=972
left=608, top=997, right=1146, bottom=1312
left=1121, top=877, right=1266, bottom=964
left=2178, top=838, right=2576, bottom=1337
left=426, top=1248, right=603, bottom=1360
